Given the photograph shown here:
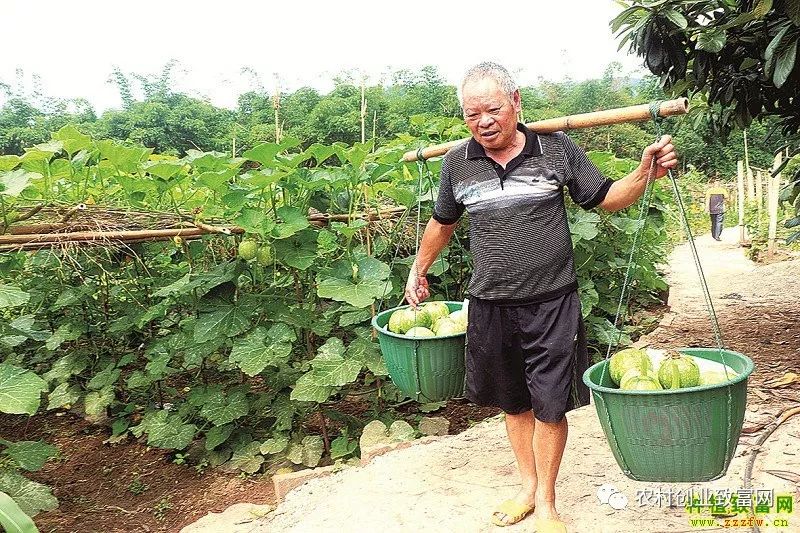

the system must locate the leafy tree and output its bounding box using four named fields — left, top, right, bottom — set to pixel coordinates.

left=612, top=0, right=800, bottom=134
left=613, top=0, right=800, bottom=240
